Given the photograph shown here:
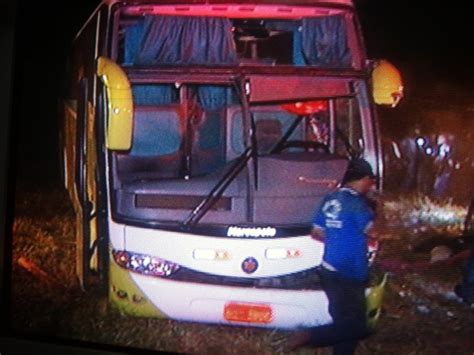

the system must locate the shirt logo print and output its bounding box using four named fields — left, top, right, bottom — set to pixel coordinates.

left=322, top=199, right=343, bottom=229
